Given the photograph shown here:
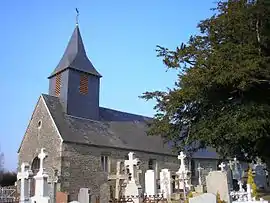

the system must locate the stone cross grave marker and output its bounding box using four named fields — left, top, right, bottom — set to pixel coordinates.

left=108, top=161, right=128, bottom=199
left=219, top=162, right=226, bottom=172
left=232, top=157, right=241, bottom=181
left=31, top=148, right=50, bottom=203
left=124, top=152, right=139, bottom=183
left=124, top=152, right=141, bottom=203
left=37, top=148, right=47, bottom=176
left=197, top=163, right=203, bottom=186
left=178, top=151, right=186, bottom=172
left=17, top=162, right=33, bottom=203
left=160, top=169, right=171, bottom=199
